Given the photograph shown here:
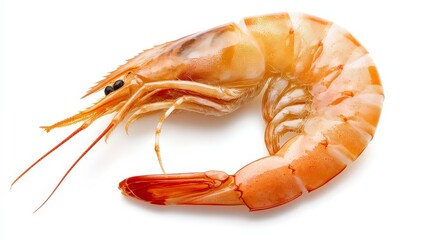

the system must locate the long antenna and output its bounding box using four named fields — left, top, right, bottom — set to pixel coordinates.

left=32, top=123, right=114, bottom=213
left=10, top=126, right=85, bottom=189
